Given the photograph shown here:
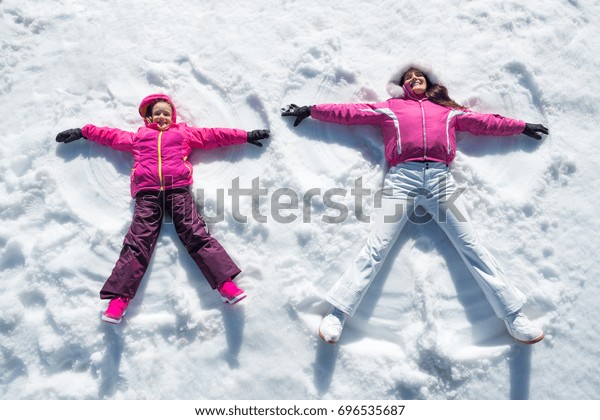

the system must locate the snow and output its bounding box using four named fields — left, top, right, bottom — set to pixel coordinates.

left=1, top=0, right=599, bottom=403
